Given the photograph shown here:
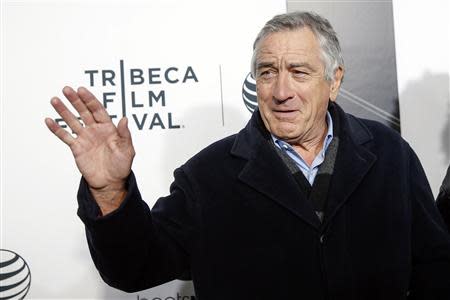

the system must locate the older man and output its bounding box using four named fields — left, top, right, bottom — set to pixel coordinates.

left=46, top=12, right=450, bottom=300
